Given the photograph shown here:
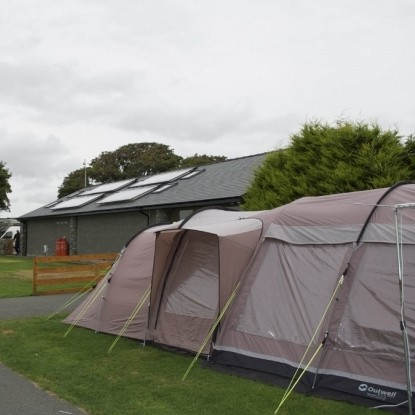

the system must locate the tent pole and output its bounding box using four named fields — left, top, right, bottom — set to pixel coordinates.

left=108, top=285, right=151, bottom=353
left=394, top=207, right=413, bottom=415
left=279, top=273, right=345, bottom=410
left=95, top=281, right=109, bottom=334
left=95, top=250, right=124, bottom=333
left=312, top=344, right=329, bottom=389
left=311, top=265, right=350, bottom=389
left=143, top=302, right=150, bottom=347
